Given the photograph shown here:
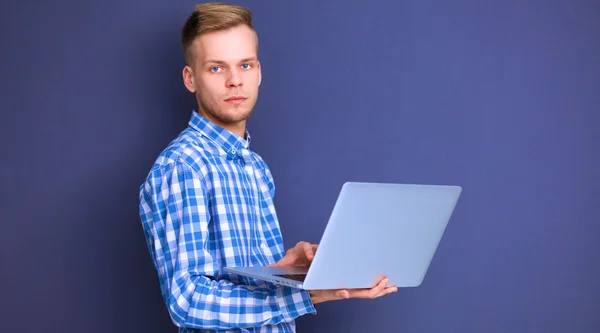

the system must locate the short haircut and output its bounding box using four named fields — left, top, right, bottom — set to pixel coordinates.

left=181, top=2, right=256, bottom=65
